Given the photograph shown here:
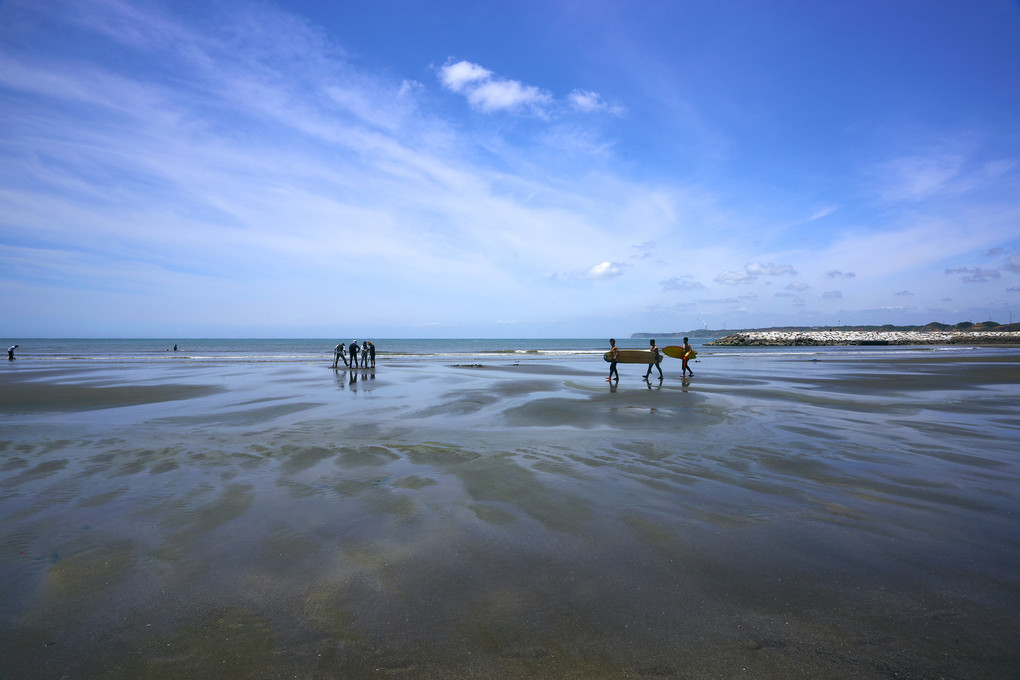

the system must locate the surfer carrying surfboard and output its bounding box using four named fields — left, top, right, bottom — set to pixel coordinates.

left=681, top=337, right=695, bottom=377
left=607, top=338, right=620, bottom=382
left=643, top=339, right=663, bottom=381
